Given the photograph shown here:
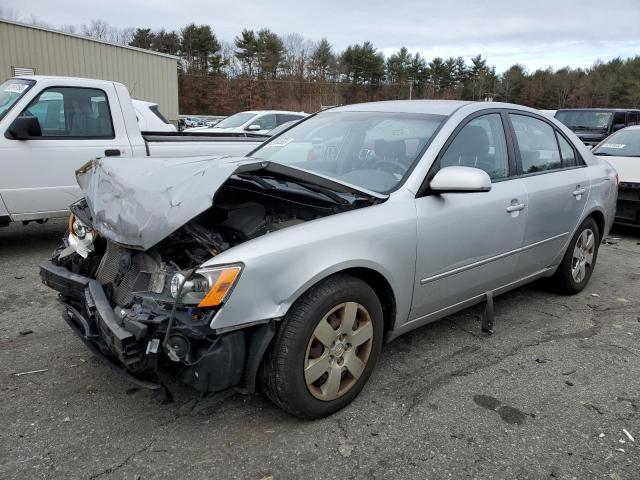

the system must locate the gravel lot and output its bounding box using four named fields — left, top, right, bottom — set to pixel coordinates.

left=1, top=219, right=639, bottom=479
